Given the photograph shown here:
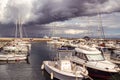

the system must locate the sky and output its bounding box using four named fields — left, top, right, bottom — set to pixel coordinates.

left=0, top=0, right=120, bottom=38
